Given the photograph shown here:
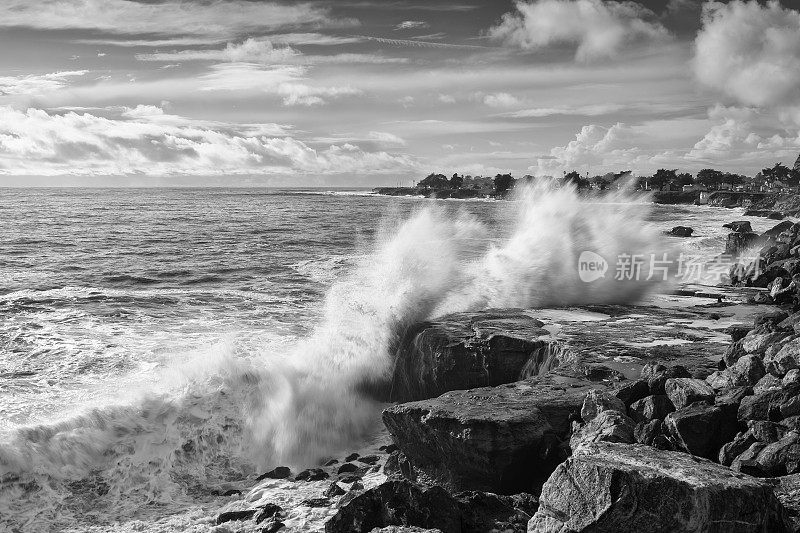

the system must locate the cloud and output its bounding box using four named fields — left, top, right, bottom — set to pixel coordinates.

left=693, top=1, right=800, bottom=109
left=505, top=103, right=626, bottom=117
left=367, top=131, right=406, bottom=146
left=395, top=21, right=430, bottom=31
left=0, top=0, right=356, bottom=38
left=0, top=106, right=416, bottom=176
left=136, top=39, right=300, bottom=64
left=488, top=0, right=668, bottom=61
left=685, top=105, right=759, bottom=162
left=197, top=63, right=360, bottom=106
left=0, top=71, right=88, bottom=96
left=531, top=122, right=648, bottom=175
left=483, top=92, right=520, bottom=108
left=438, top=94, right=456, bottom=104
